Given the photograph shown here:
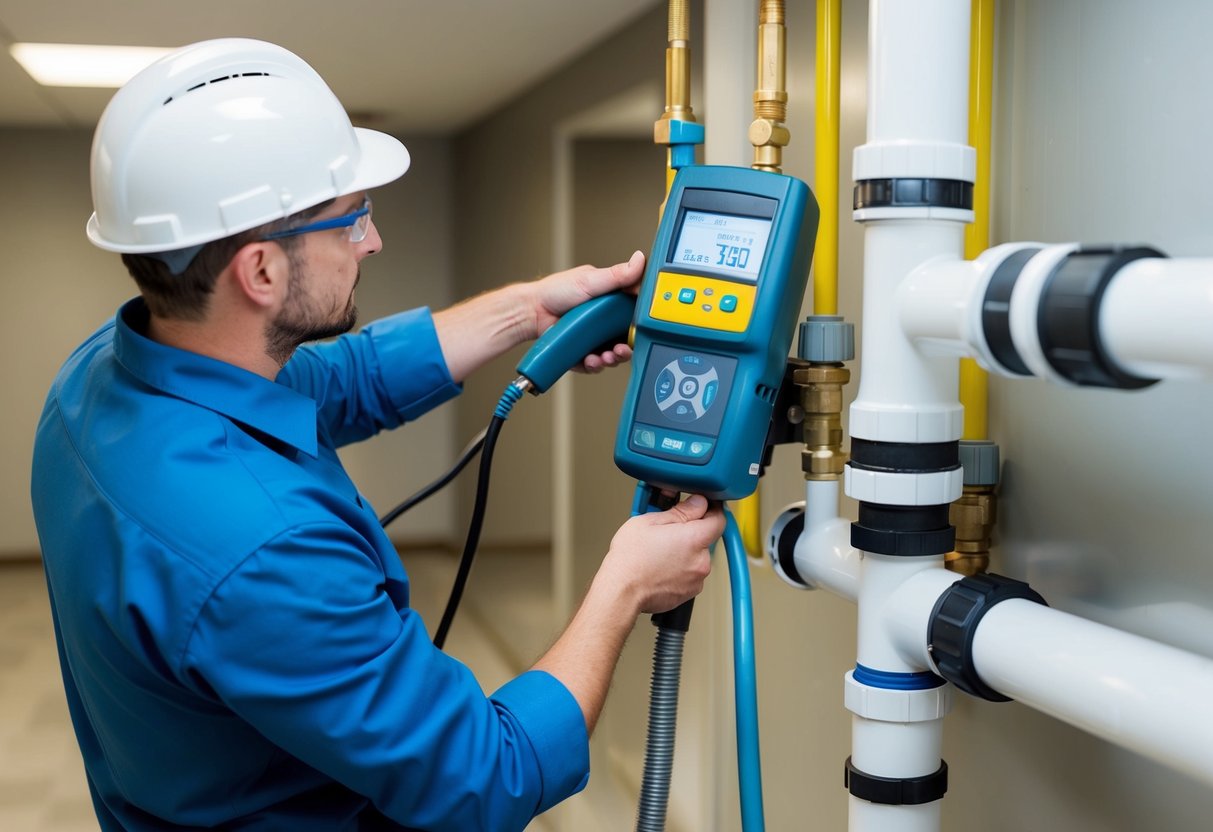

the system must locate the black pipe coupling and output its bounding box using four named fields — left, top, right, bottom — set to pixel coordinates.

left=1037, top=246, right=1163, bottom=389
left=980, top=244, right=1165, bottom=388
left=845, top=757, right=948, bottom=806
left=927, top=573, right=1047, bottom=701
